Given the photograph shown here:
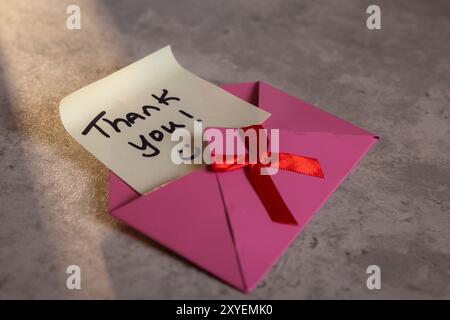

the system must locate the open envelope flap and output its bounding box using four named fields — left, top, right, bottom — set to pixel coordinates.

left=260, top=81, right=377, bottom=136
left=222, top=81, right=377, bottom=138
